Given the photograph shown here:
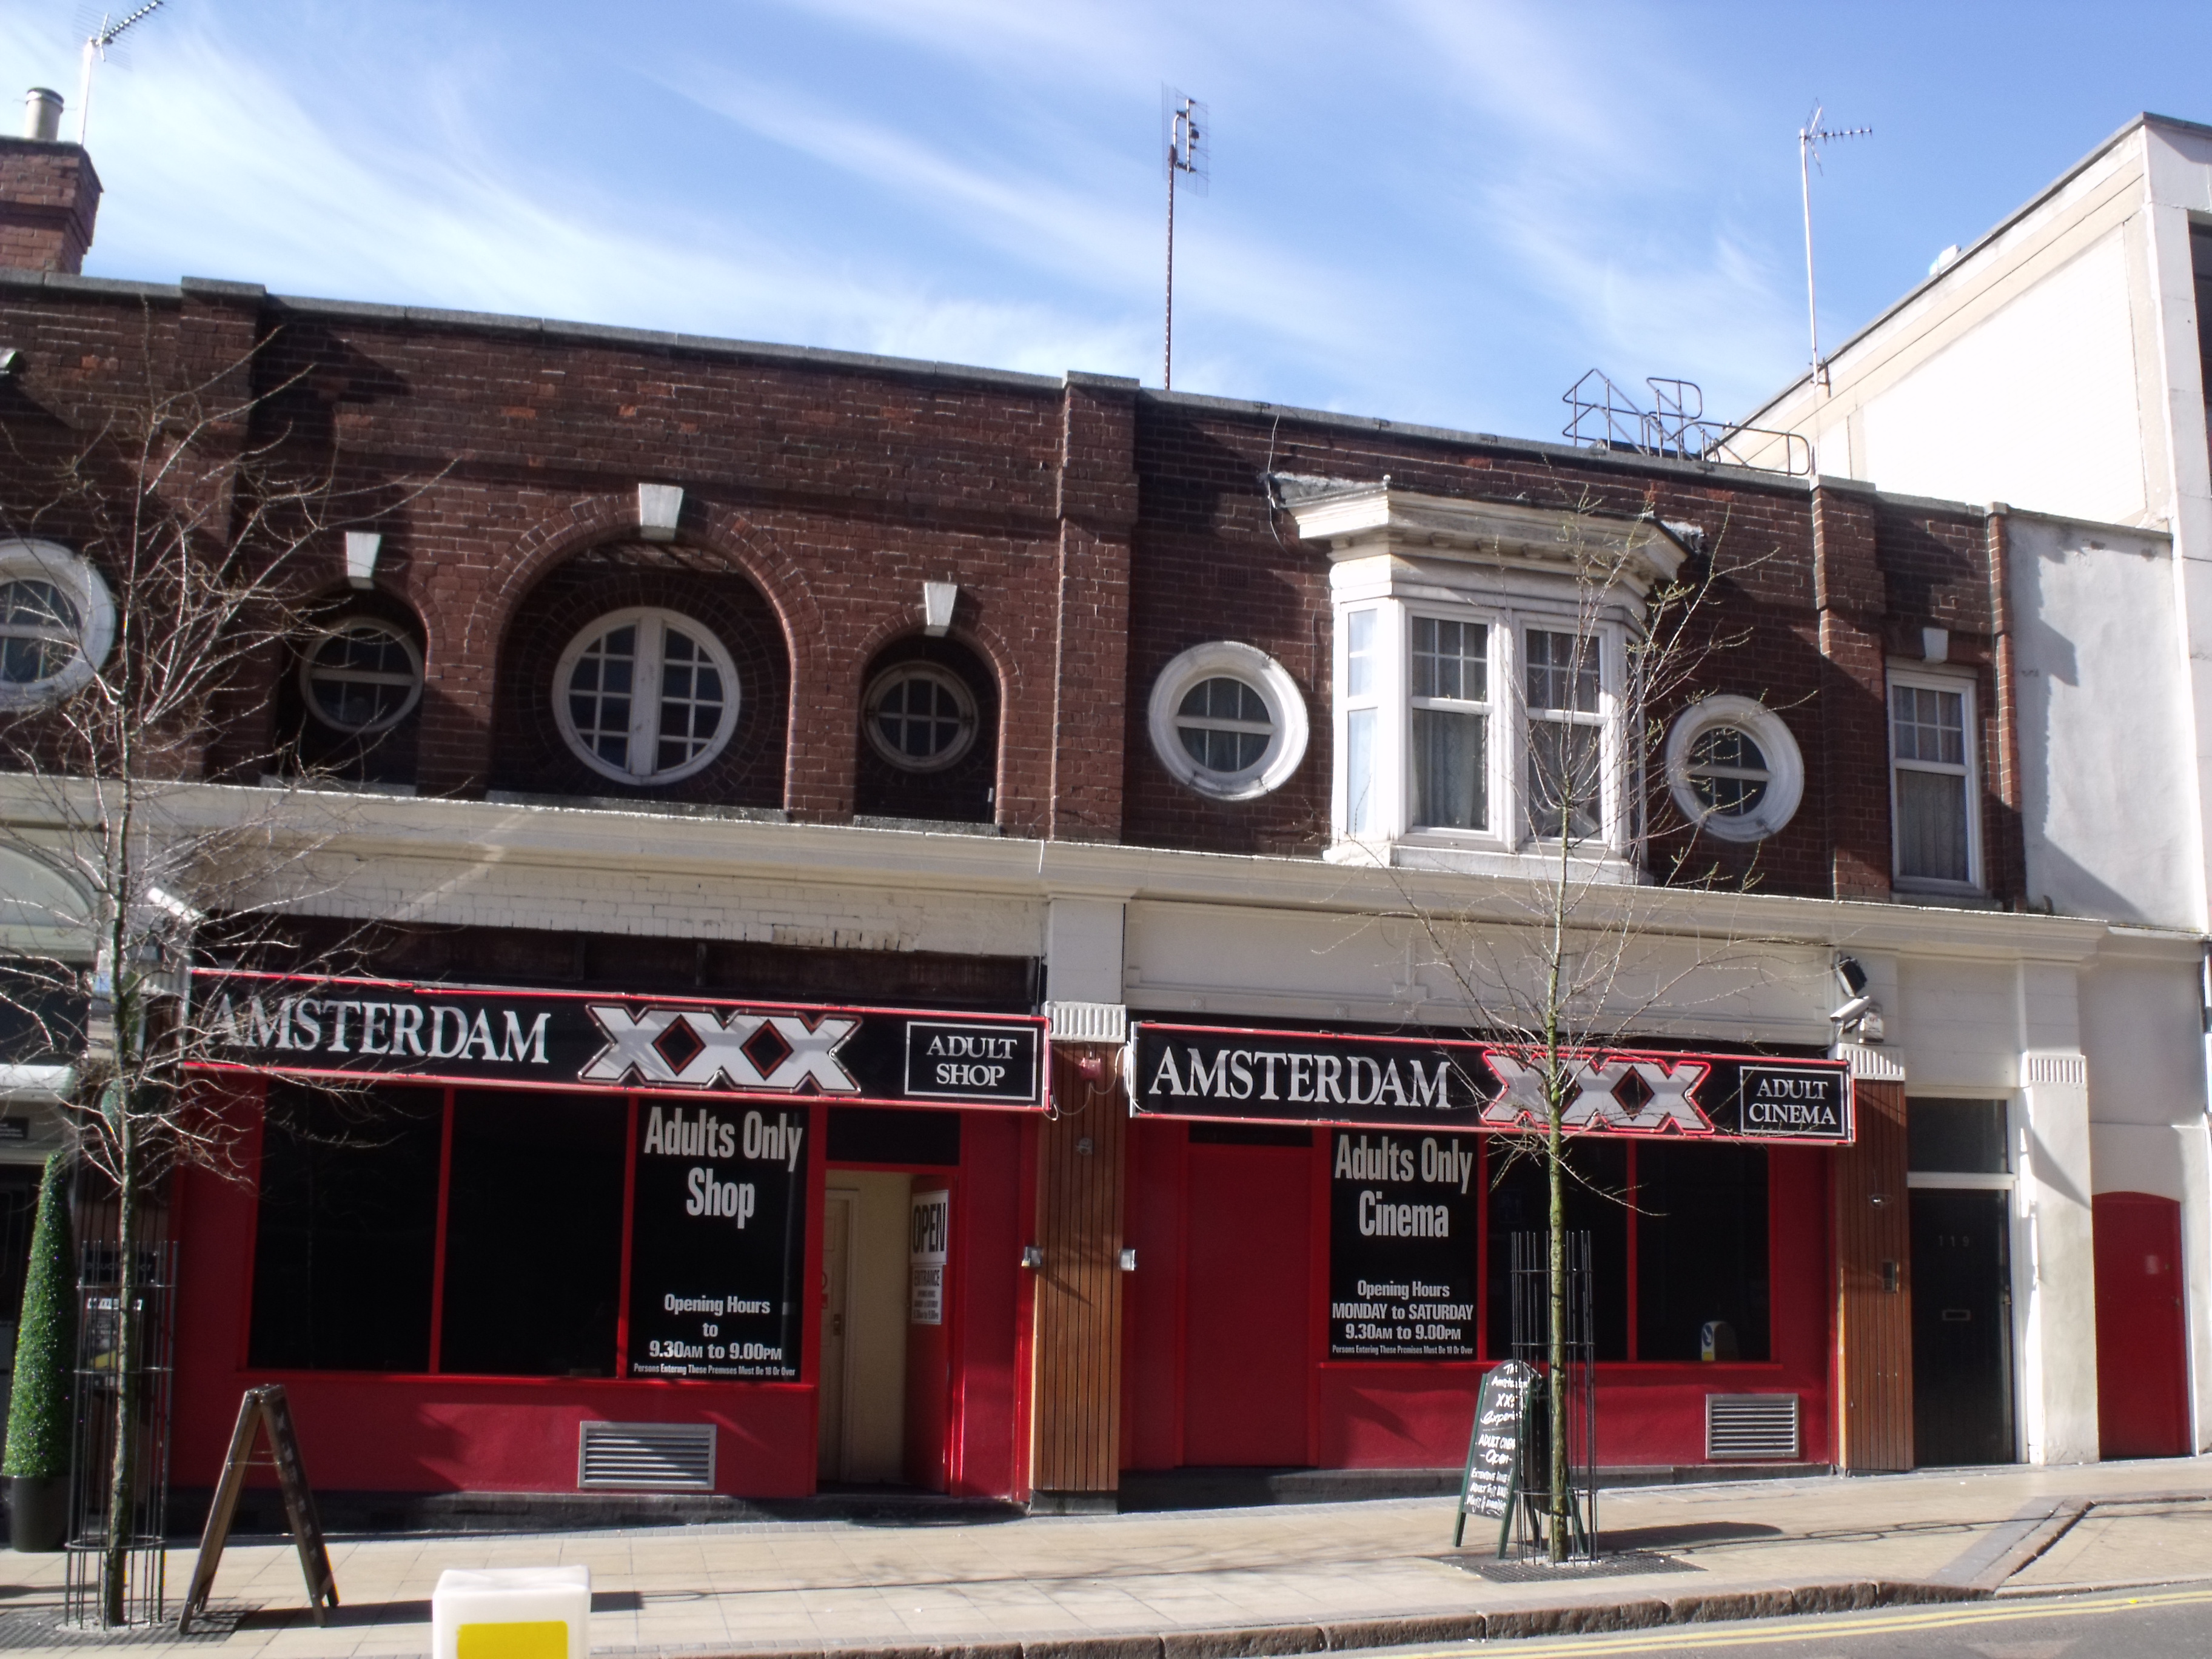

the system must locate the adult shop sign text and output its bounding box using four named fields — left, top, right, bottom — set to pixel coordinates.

left=187, top=971, right=1047, bottom=1111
